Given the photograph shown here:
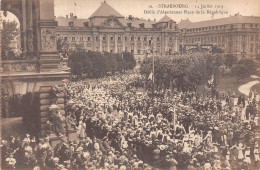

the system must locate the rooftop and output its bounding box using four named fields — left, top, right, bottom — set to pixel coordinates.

left=89, top=1, right=124, bottom=19
left=178, top=14, right=260, bottom=29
